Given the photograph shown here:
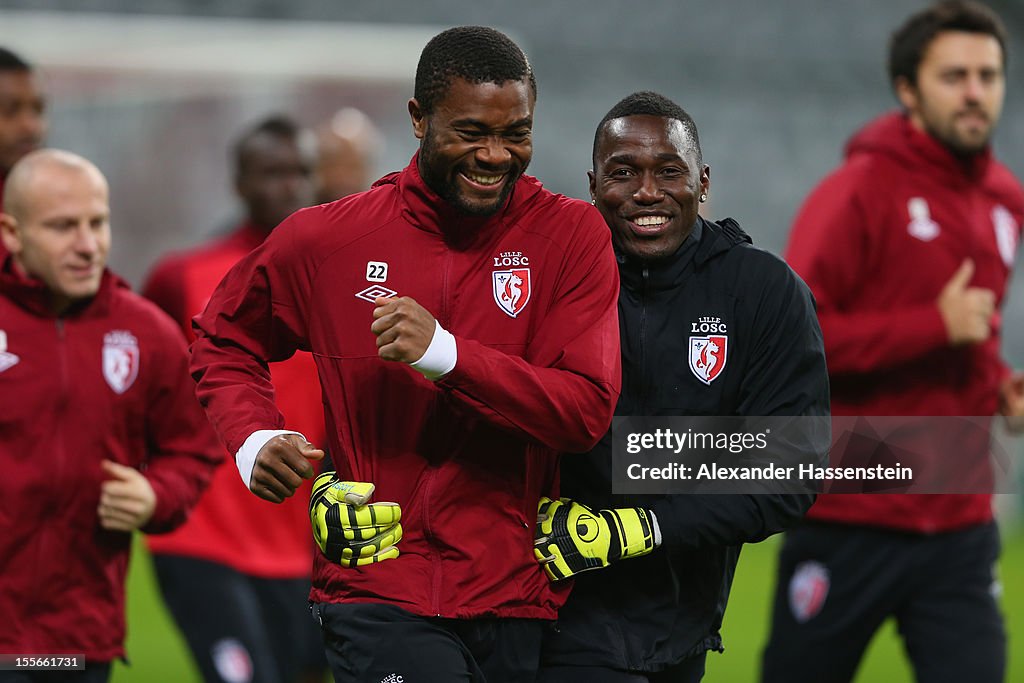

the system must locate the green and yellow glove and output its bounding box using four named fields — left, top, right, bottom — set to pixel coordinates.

left=309, top=472, right=402, bottom=567
left=533, top=497, right=659, bottom=581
